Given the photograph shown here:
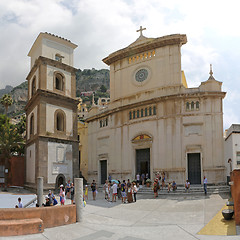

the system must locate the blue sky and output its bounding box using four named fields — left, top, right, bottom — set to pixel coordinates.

left=0, top=0, right=240, bottom=129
